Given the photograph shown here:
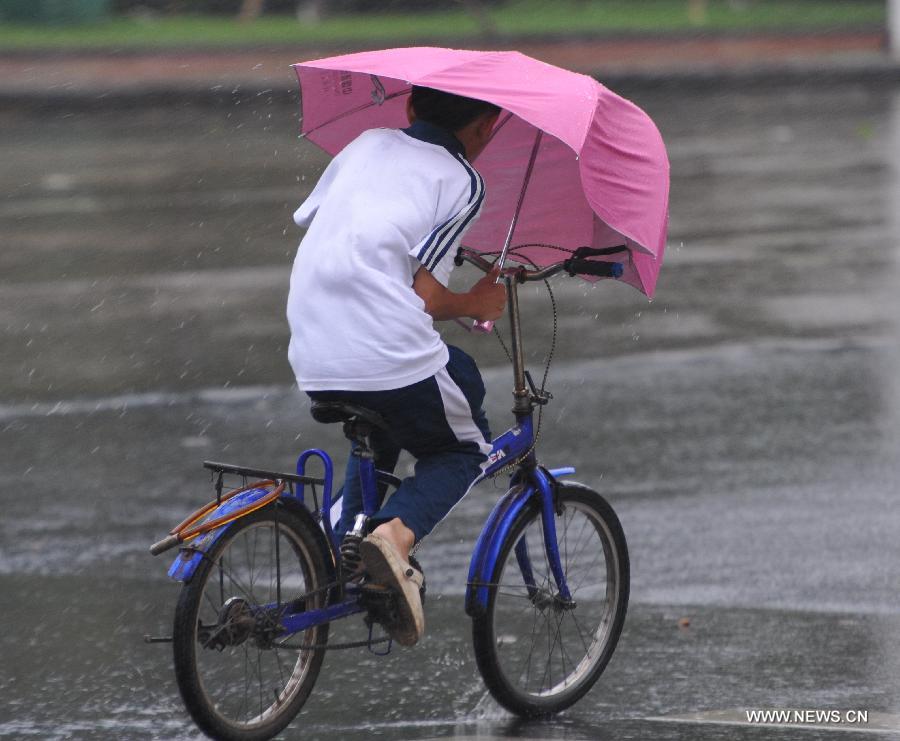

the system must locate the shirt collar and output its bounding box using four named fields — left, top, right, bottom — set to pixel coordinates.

left=402, top=119, right=467, bottom=160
